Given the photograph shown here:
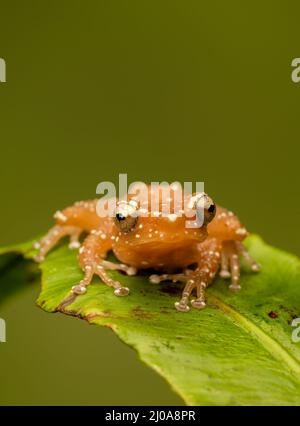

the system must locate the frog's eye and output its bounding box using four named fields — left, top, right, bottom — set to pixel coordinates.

left=195, top=194, right=216, bottom=225
left=114, top=201, right=138, bottom=233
